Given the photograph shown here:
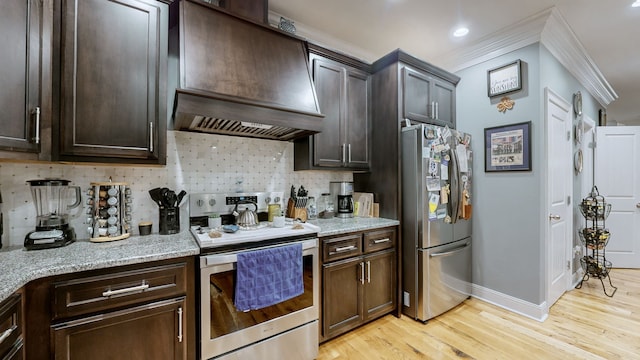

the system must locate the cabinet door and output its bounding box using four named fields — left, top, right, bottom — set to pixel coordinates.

left=344, top=69, right=370, bottom=169
left=0, top=0, right=42, bottom=153
left=58, top=0, right=167, bottom=163
left=322, top=257, right=363, bottom=339
left=364, top=249, right=396, bottom=321
left=52, top=297, right=186, bottom=360
left=311, top=56, right=344, bottom=167
left=0, top=294, right=22, bottom=359
left=432, top=78, right=456, bottom=128
left=402, top=67, right=431, bottom=123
